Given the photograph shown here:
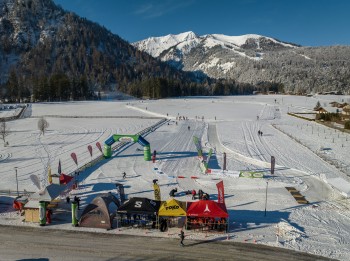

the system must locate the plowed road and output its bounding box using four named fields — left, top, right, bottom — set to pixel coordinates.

left=0, top=225, right=335, bottom=261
